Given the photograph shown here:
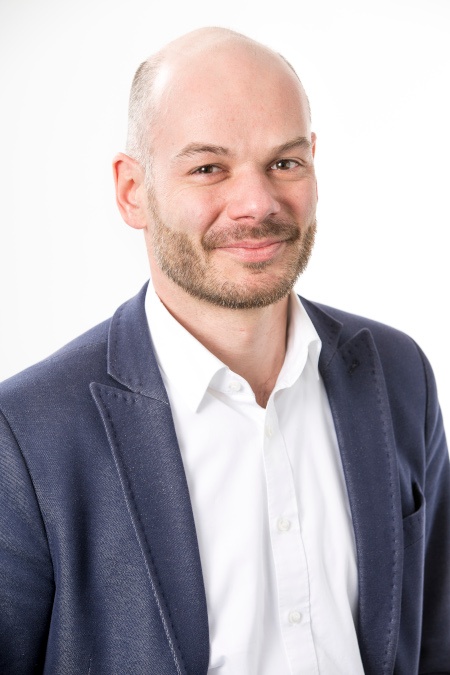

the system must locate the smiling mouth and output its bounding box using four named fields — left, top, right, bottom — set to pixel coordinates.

left=203, top=218, right=300, bottom=251
left=214, top=239, right=288, bottom=263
